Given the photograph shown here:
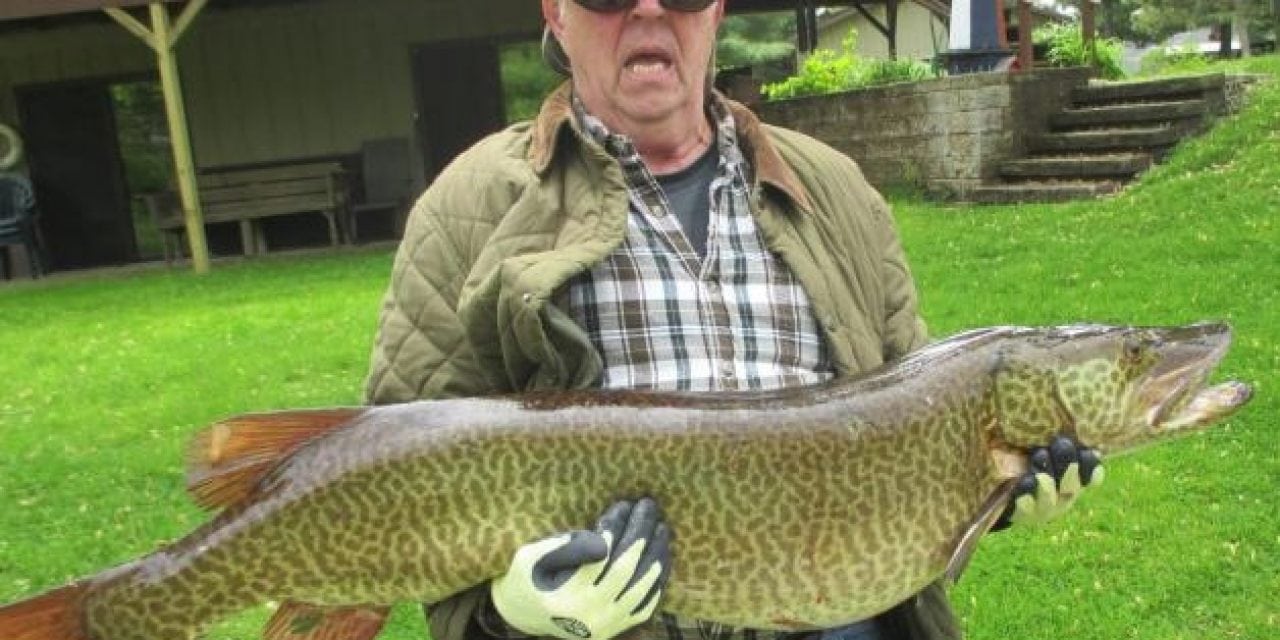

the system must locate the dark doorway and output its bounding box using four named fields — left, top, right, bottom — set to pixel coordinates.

left=411, top=41, right=507, bottom=183
left=17, top=81, right=135, bottom=271
left=110, top=80, right=174, bottom=261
